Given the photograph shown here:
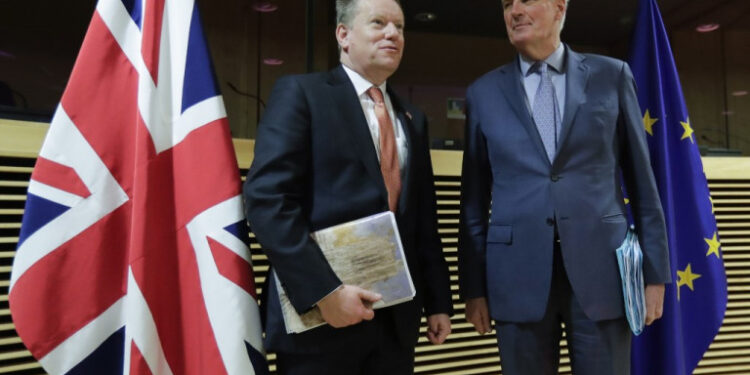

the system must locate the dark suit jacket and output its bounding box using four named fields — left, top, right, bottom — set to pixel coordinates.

left=458, top=46, right=671, bottom=323
left=243, top=65, right=453, bottom=353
